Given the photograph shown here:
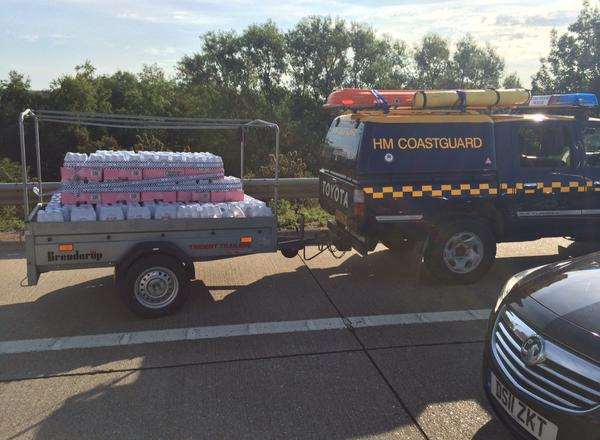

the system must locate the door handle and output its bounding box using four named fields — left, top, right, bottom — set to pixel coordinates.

left=523, top=182, right=538, bottom=189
